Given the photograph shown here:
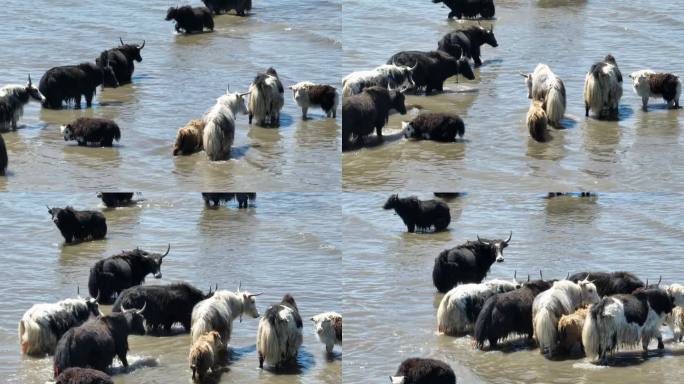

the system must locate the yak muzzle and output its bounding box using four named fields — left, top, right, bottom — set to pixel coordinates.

left=154, top=272, right=162, bottom=278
